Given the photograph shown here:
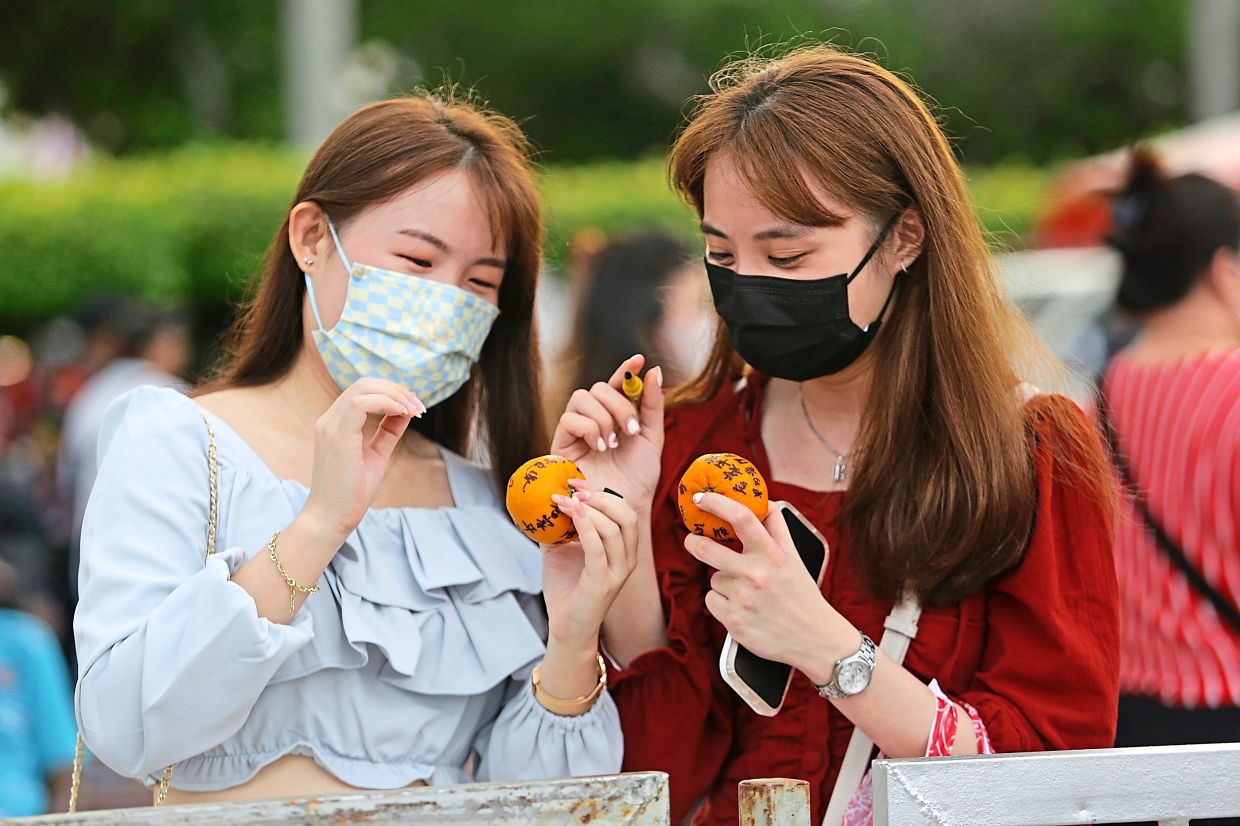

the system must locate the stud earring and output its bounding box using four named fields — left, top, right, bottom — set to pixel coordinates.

left=303, top=256, right=314, bottom=267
